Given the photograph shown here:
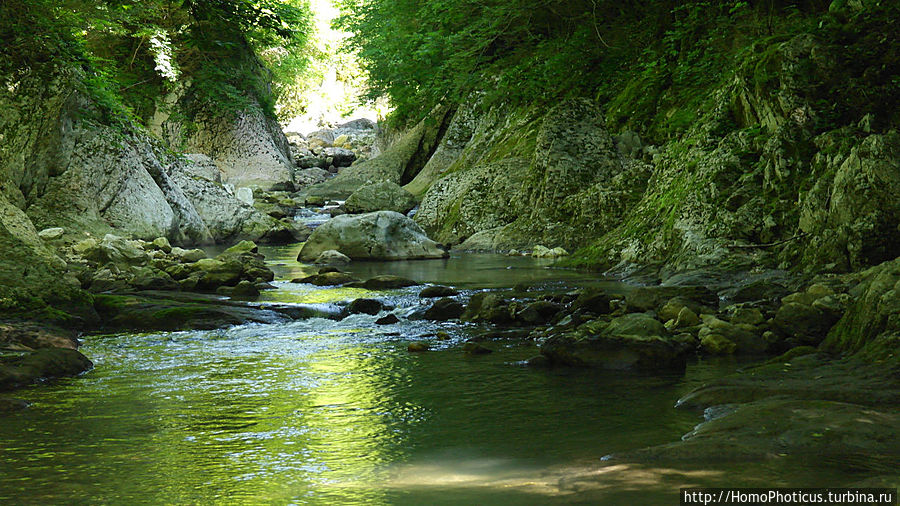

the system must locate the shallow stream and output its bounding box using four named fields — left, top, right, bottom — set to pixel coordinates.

left=0, top=248, right=855, bottom=504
